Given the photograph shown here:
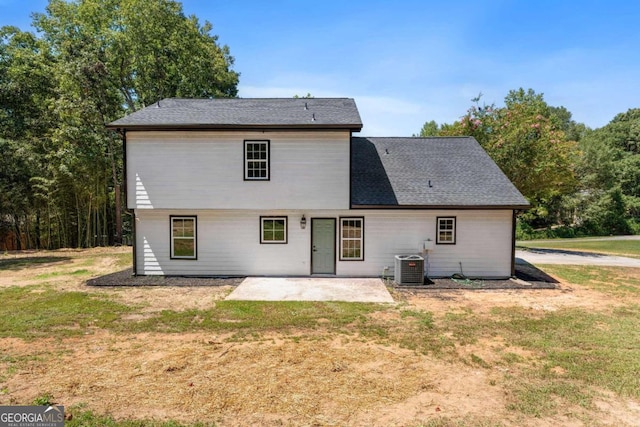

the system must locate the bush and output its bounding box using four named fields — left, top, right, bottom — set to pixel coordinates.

left=516, top=221, right=584, bottom=240
left=581, top=188, right=631, bottom=235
